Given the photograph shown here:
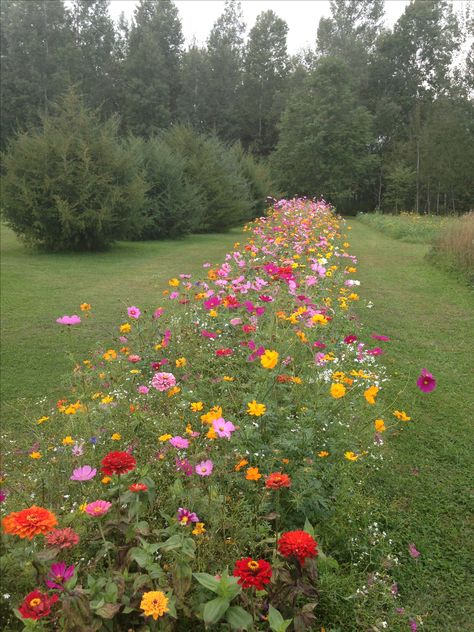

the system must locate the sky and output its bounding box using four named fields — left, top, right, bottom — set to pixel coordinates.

left=108, top=0, right=411, bottom=54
